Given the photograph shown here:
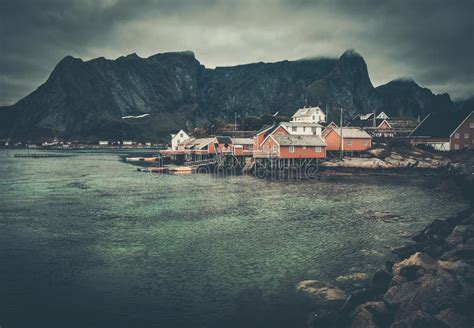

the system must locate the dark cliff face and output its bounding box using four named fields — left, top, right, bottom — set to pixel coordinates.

left=375, top=79, right=453, bottom=118
left=0, top=50, right=460, bottom=141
